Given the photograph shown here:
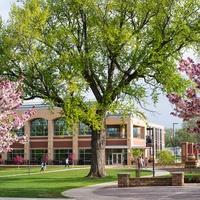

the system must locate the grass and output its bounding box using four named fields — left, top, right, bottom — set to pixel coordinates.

left=0, top=165, right=152, bottom=198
